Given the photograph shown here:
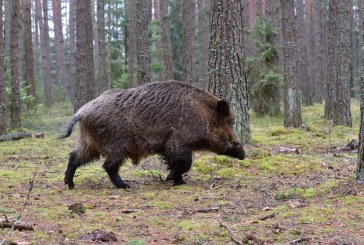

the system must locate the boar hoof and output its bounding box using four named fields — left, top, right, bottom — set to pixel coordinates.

left=115, top=182, right=130, bottom=189
left=65, top=179, right=75, bottom=189
left=173, top=179, right=187, bottom=186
